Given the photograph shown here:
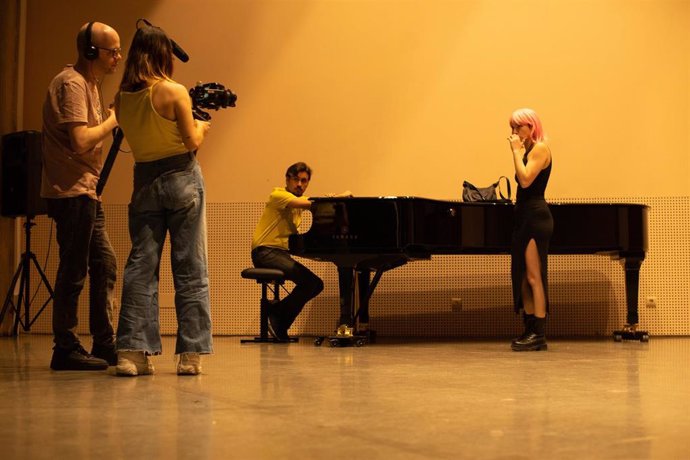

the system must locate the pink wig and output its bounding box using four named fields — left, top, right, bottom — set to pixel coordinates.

left=509, top=108, right=545, bottom=143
